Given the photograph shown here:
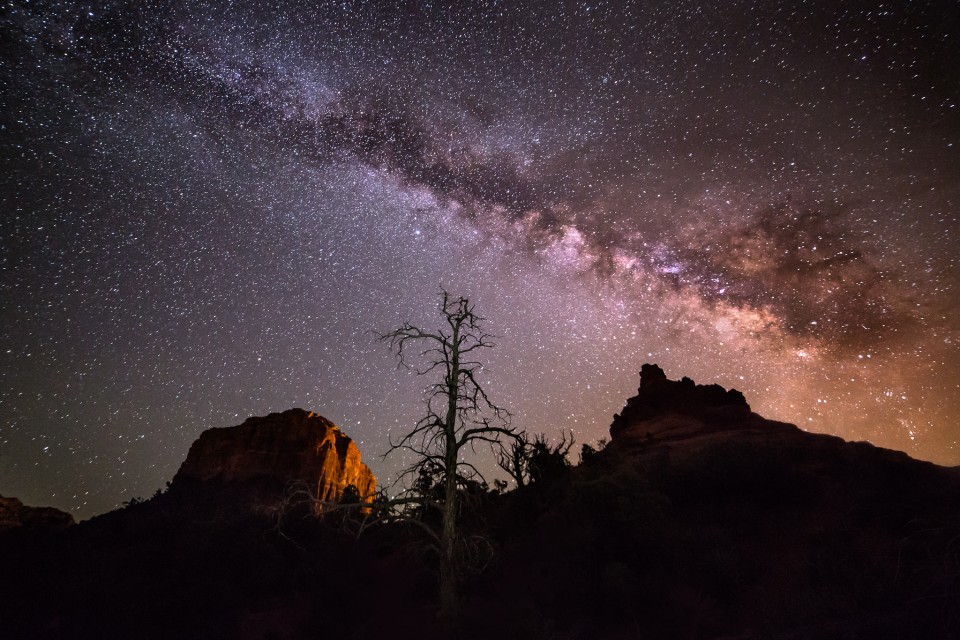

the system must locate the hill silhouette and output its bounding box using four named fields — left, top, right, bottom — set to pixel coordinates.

left=2, top=365, right=959, bottom=639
